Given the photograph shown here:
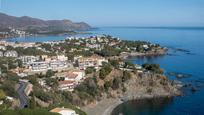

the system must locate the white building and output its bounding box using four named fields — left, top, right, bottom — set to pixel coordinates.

left=86, top=43, right=100, bottom=49
left=19, top=56, right=39, bottom=64
left=58, top=80, right=76, bottom=91
left=4, top=50, right=18, bottom=57
left=25, top=55, right=69, bottom=72
left=0, top=51, right=3, bottom=57
left=72, top=70, right=85, bottom=82
left=50, top=107, right=78, bottom=115
left=77, top=55, right=108, bottom=70
left=57, top=55, right=68, bottom=61
left=30, top=61, right=49, bottom=71
left=56, top=70, right=85, bottom=83
left=0, top=46, right=6, bottom=50
left=49, top=60, right=68, bottom=70
left=143, top=44, right=149, bottom=49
